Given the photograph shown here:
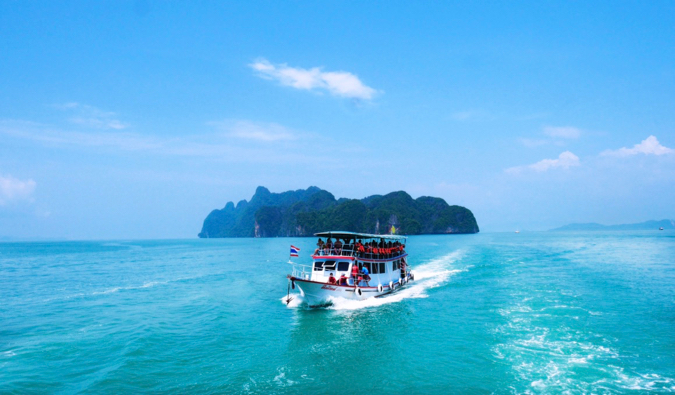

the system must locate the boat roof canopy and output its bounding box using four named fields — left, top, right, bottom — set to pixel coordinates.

left=314, top=231, right=407, bottom=240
